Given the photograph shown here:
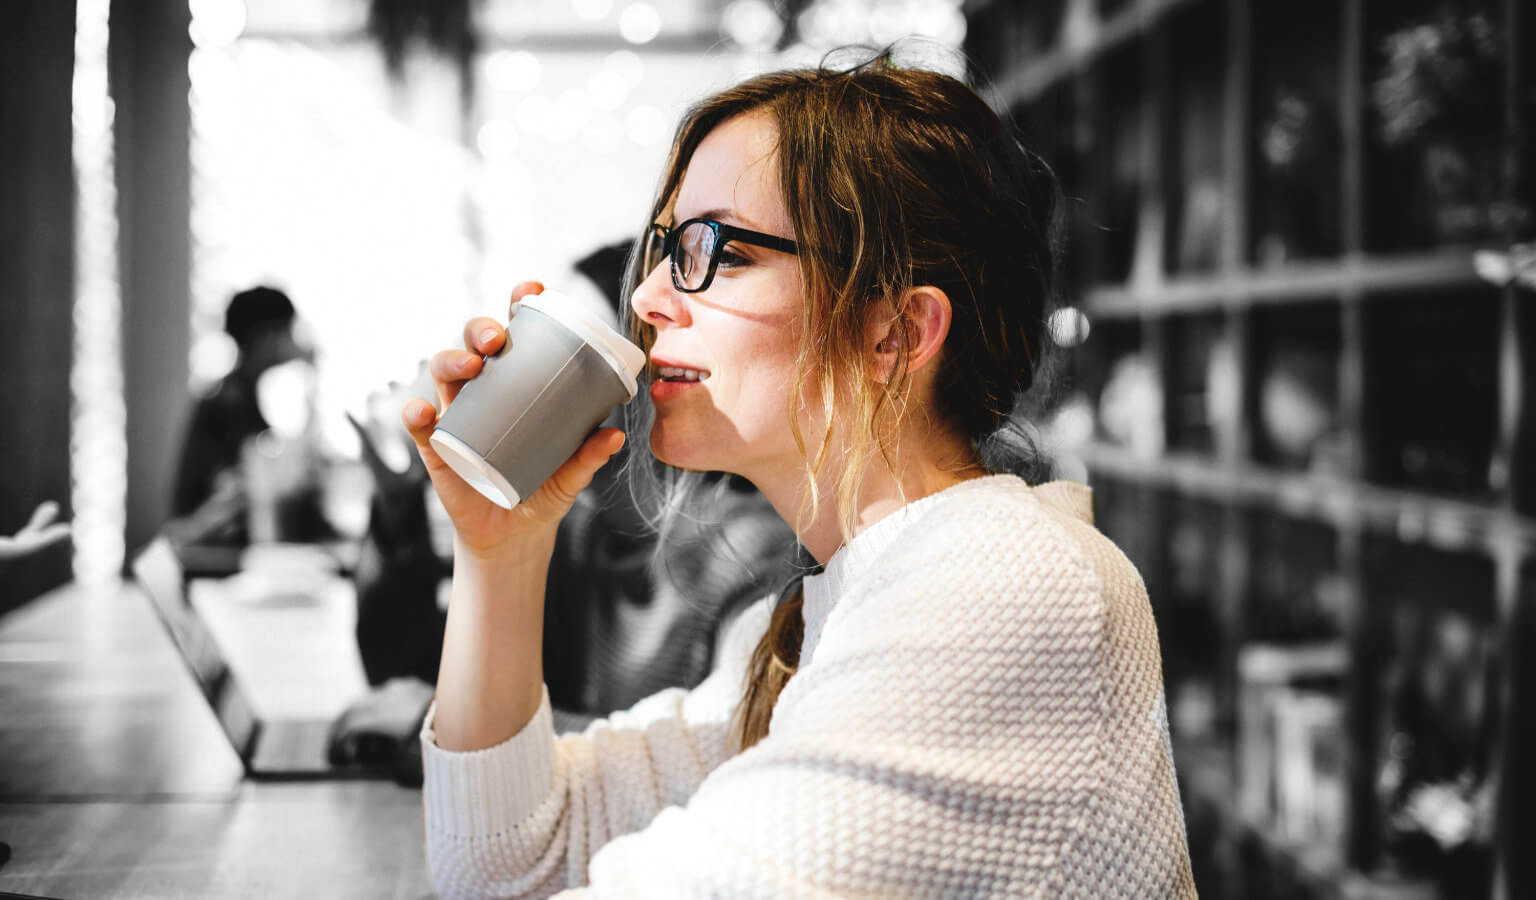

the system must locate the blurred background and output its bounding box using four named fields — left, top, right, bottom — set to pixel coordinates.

left=0, top=0, right=1531, bottom=897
